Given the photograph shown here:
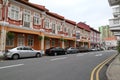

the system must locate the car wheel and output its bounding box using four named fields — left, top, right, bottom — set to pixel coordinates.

left=12, top=54, right=19, bottom=60
left=65, top=52, right=67, bottom=55
left=54, top=52, right=57, bottom=56
left=36, top=53, right=41, bottom=58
